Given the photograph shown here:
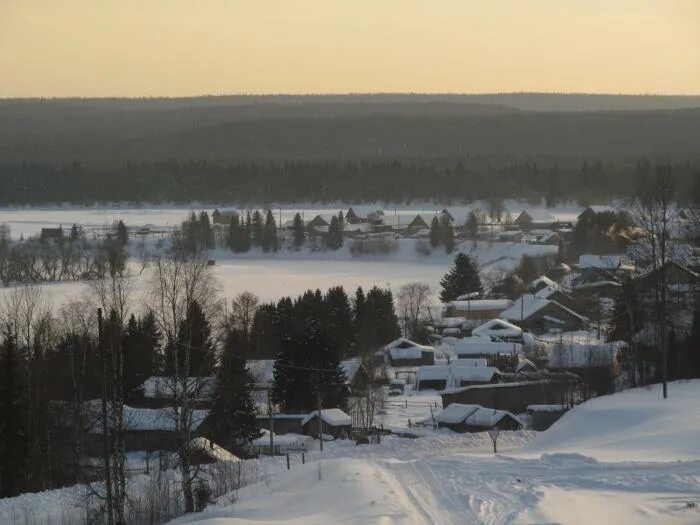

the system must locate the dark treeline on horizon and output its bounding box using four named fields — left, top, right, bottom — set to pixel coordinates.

left=0, top=159, right=697, bottom=206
